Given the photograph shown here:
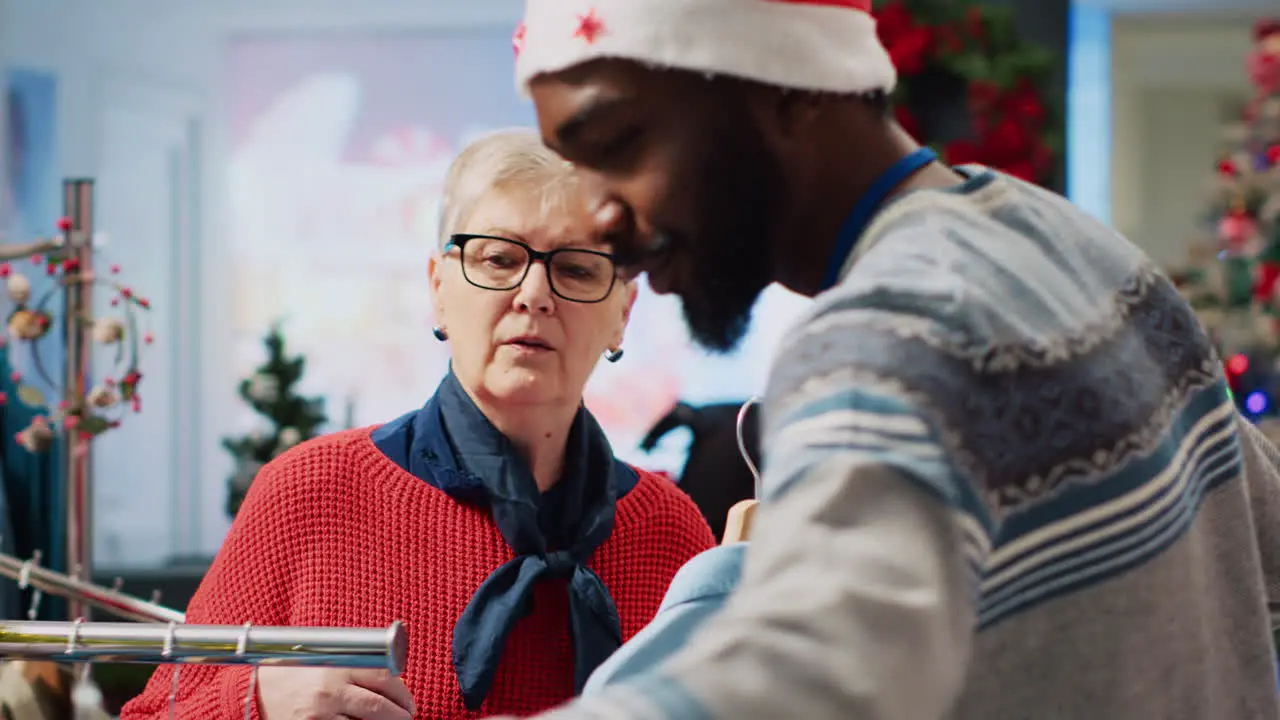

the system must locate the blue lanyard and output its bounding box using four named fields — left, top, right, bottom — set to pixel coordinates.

left=819, top=147, right=938, bottom=291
